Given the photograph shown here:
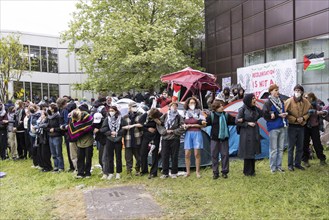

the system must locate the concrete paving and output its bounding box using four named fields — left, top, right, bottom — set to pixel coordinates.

left=84, top=185, right=162, bottom=219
